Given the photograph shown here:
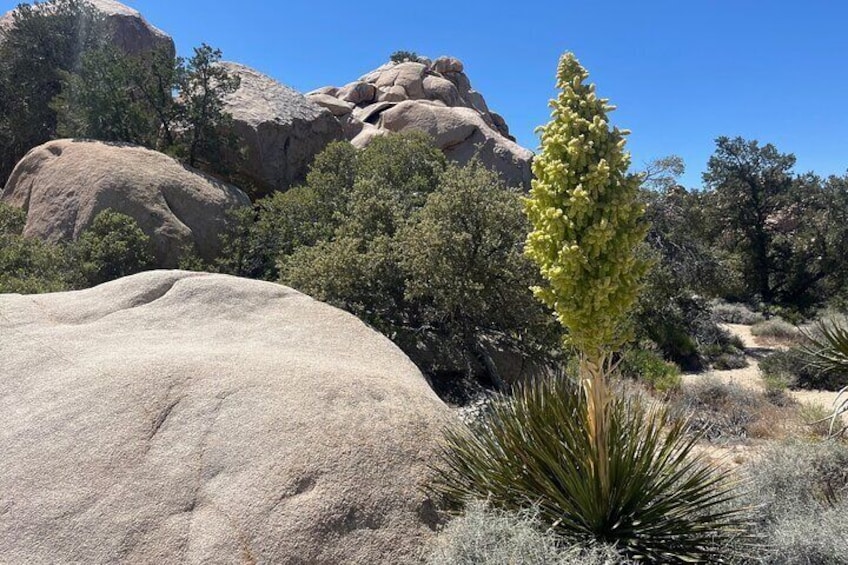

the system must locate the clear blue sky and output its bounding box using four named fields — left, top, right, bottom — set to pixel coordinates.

left=4, top=0, right=847, bottom=187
